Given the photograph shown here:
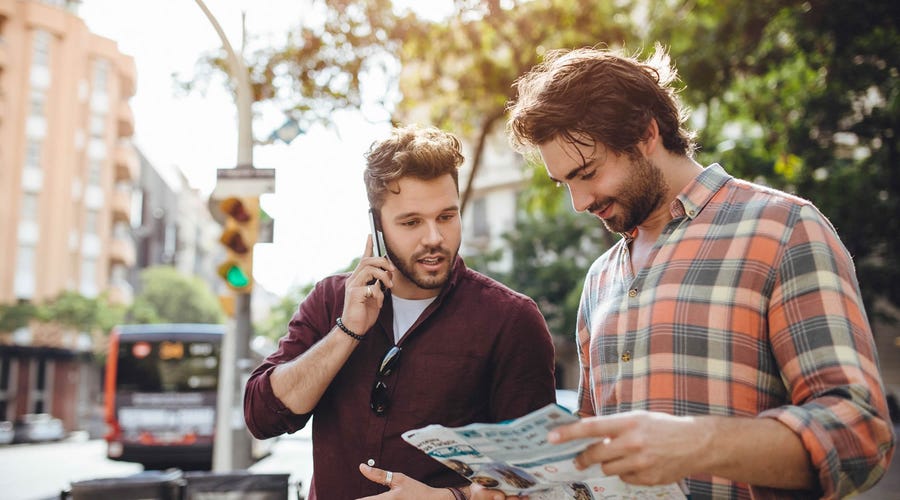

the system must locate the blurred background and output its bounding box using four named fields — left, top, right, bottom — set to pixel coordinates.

left=0, top=0, right=897, bottom=497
